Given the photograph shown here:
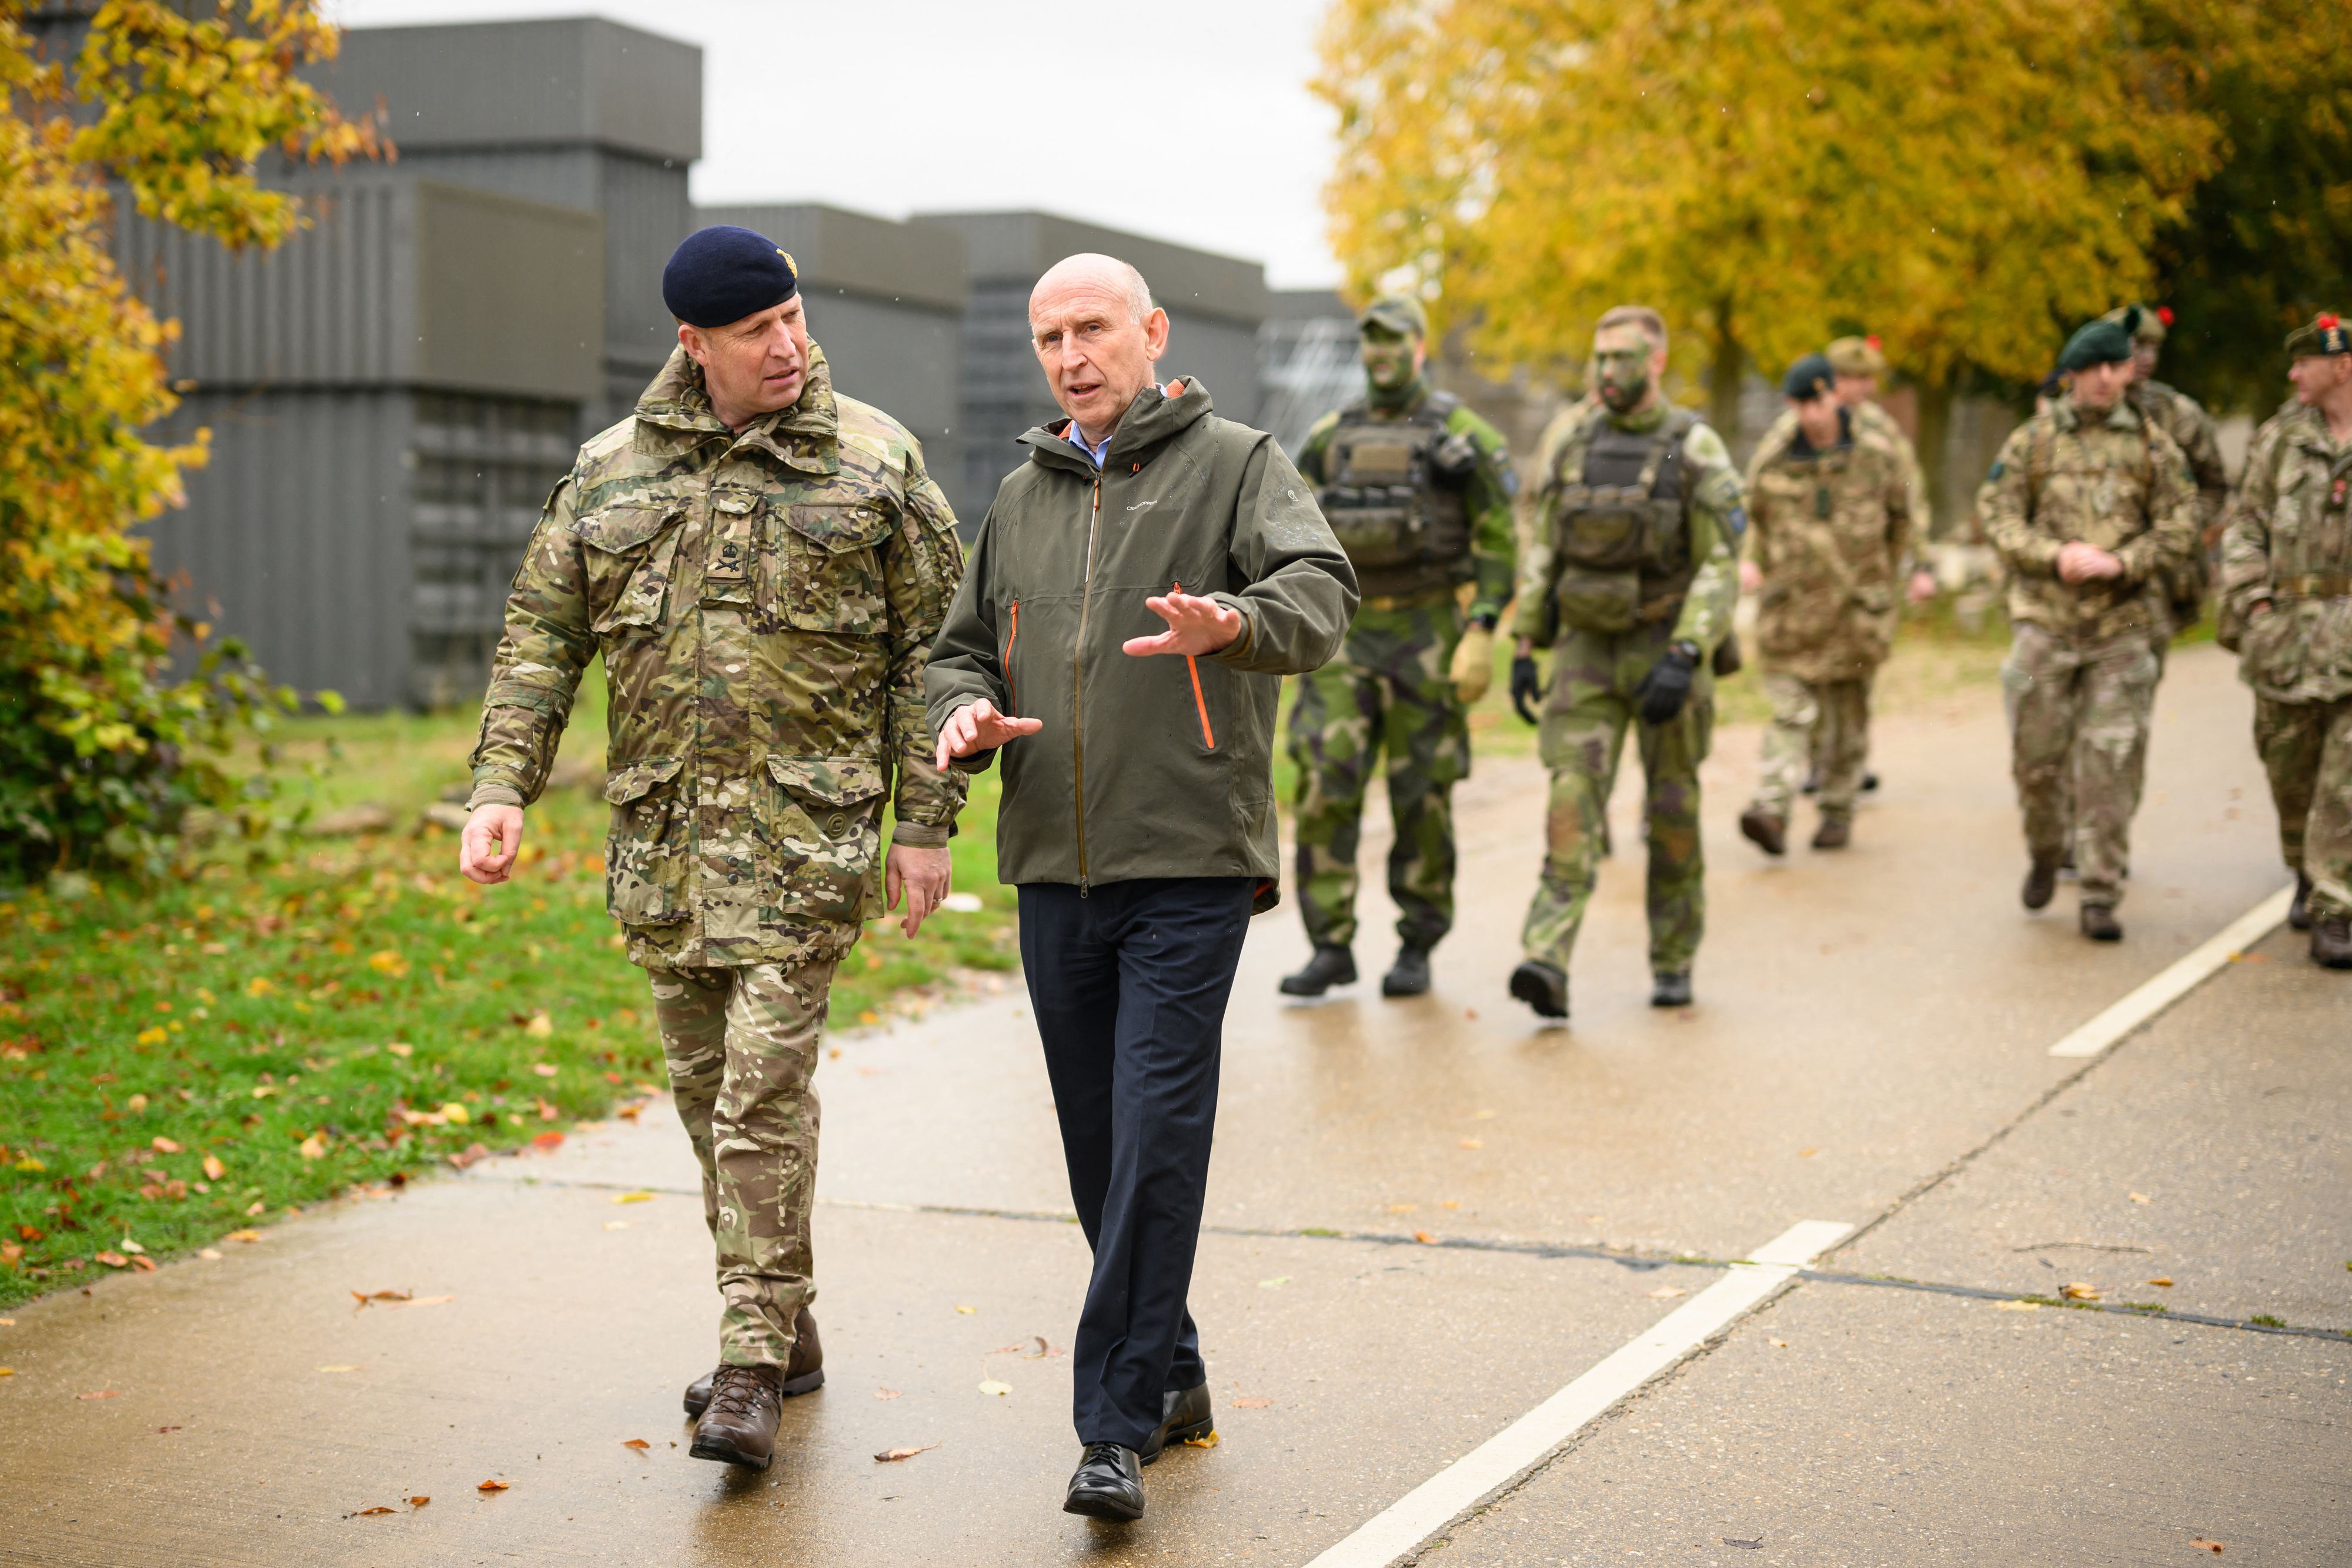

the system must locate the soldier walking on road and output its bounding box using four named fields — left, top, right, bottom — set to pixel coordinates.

left=2112, top=303, right=2230, bottom=648
left=458, top=227, right=968, bottom=1470
left=1506, top=306, right=1742, bottom=1020
left=1737, top=355, right=1916, bottom=855
left=2218, top=312, right=2352, bottom=969
left=1979, top=307, right=2198, bottom=943
left=1278, top=294, right=1518, bottom=999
